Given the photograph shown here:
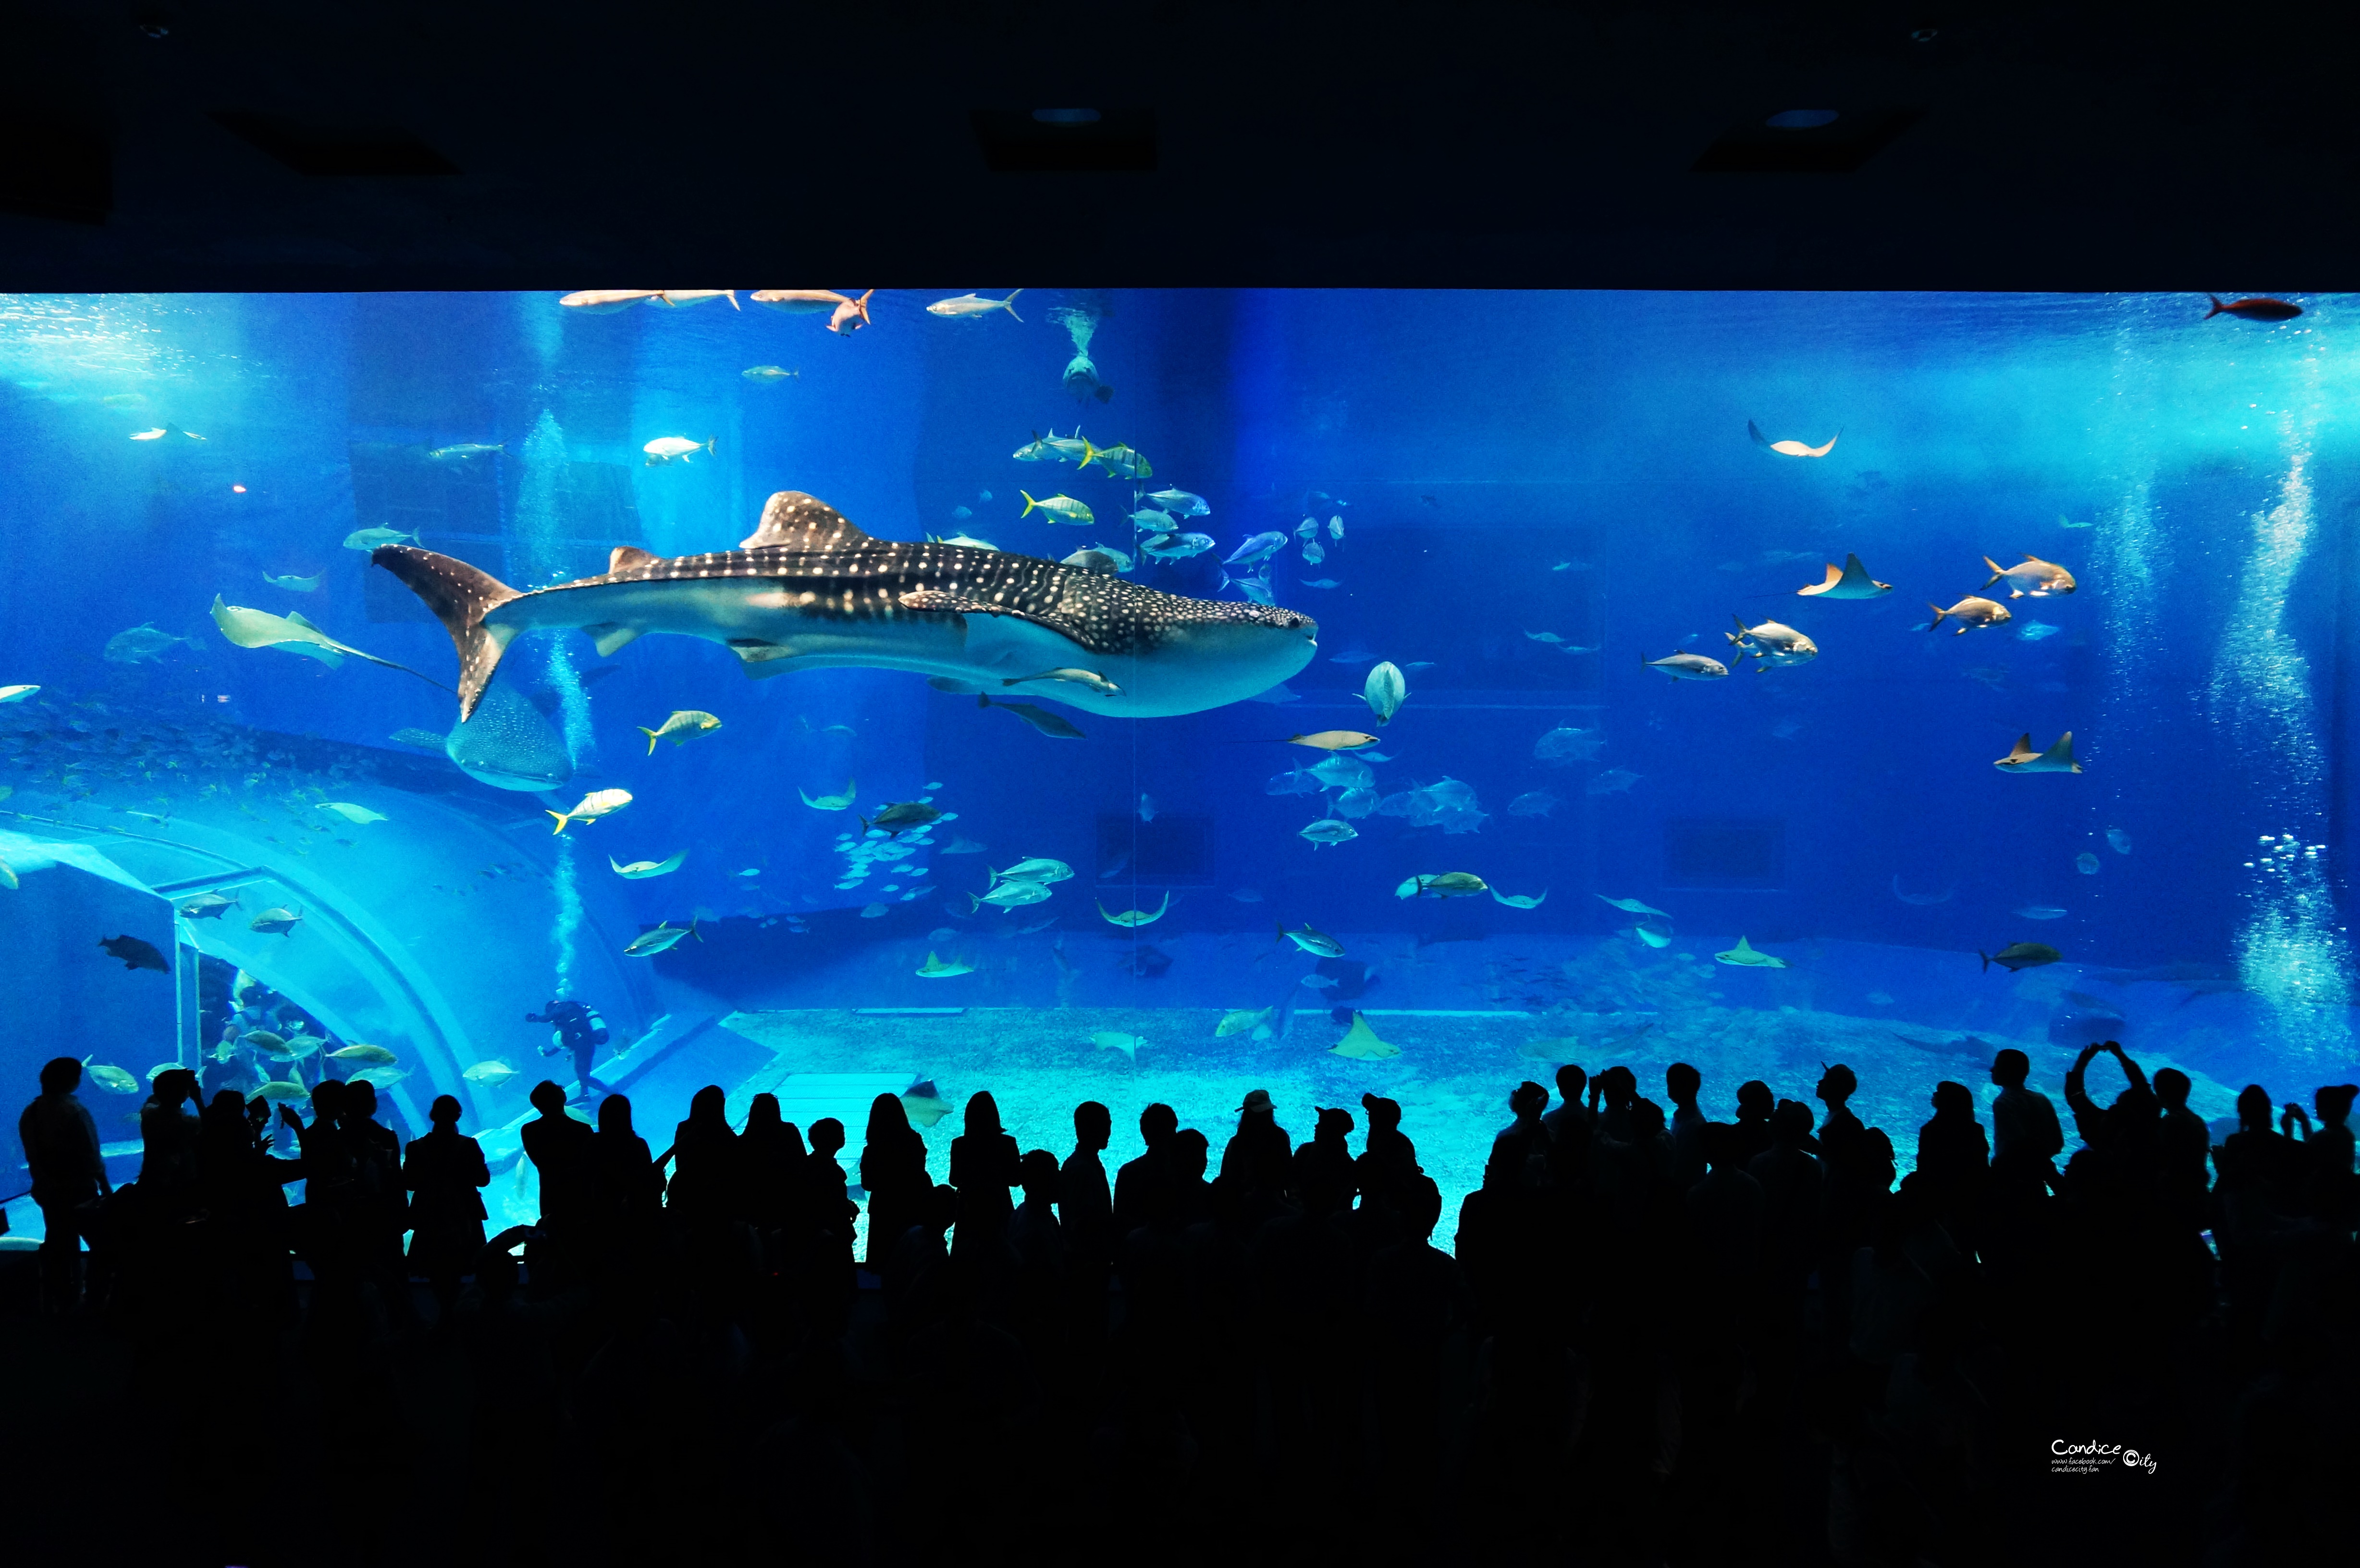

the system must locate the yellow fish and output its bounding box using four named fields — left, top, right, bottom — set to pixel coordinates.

left=547, top=788, right=633, bottom=833
left=637, top=710, right=722, bottom=754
